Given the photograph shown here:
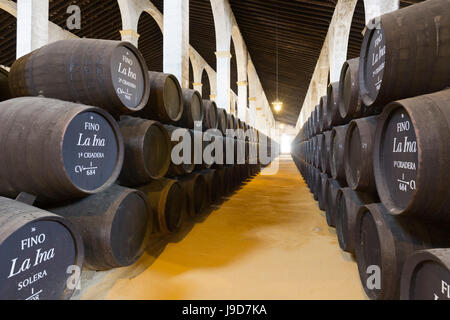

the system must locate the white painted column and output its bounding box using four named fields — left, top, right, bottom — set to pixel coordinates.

left=216, top=51, right=232, bottom=112
left=16, top=0, right=49, bottom=59
left=237, top=81, right=248, bottom=121
left=163, top=0, right=189, bottom=88
left=120, top=29, right=140, bottom=47
left=193, top=82, right=203, bottom=96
